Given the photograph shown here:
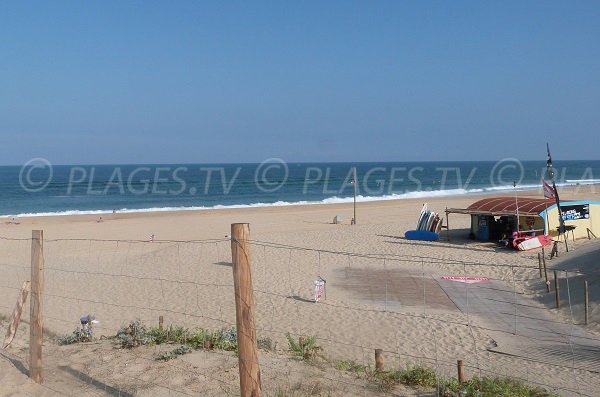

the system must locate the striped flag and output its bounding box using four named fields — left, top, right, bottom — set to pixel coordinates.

left=543, top=179, right=555, bottom=199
